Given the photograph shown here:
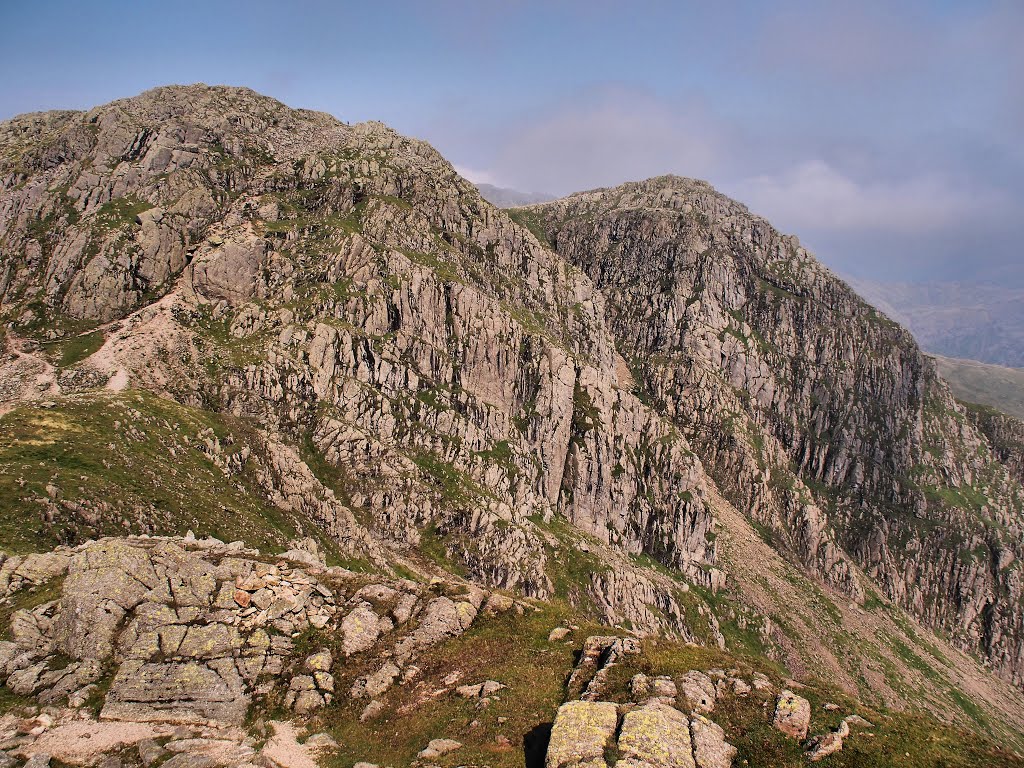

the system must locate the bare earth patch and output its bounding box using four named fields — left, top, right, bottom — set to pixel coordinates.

left=260, top=720, right=322, bottom=768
